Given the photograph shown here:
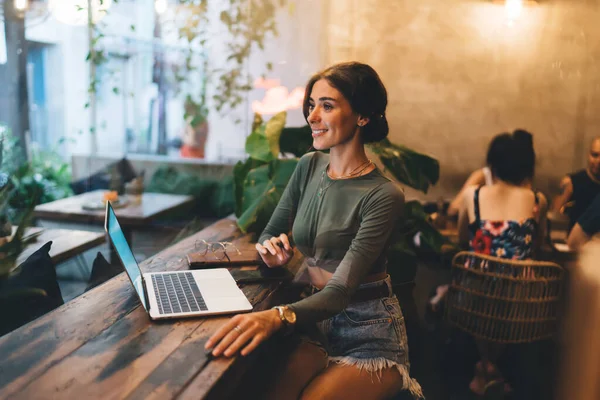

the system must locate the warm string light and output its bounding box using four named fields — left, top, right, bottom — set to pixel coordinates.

left=155, top=0, right=168, bottom=15
left=505, top=0, right=523, bottom=25
left=14, top=0, right=29, bottom=12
